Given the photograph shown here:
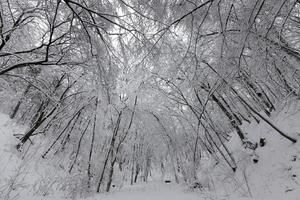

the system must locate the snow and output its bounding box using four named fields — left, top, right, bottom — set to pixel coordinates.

left=87, top=181, right=199, bottom=200
left=0, top=113, right=25, bottom=179
left=224, top=101, right=300, bottom=200
left=1, top=101, right=300, bottom=200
